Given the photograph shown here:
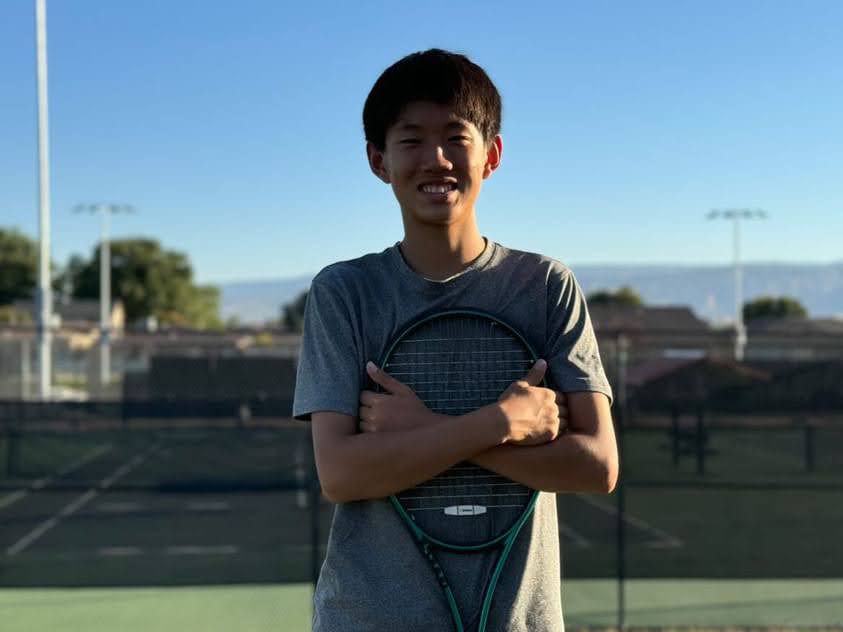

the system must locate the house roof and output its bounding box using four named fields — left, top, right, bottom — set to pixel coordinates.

left=746, top=317, right=843, bottom=336
left=588, top=304, right=714, bottom=334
